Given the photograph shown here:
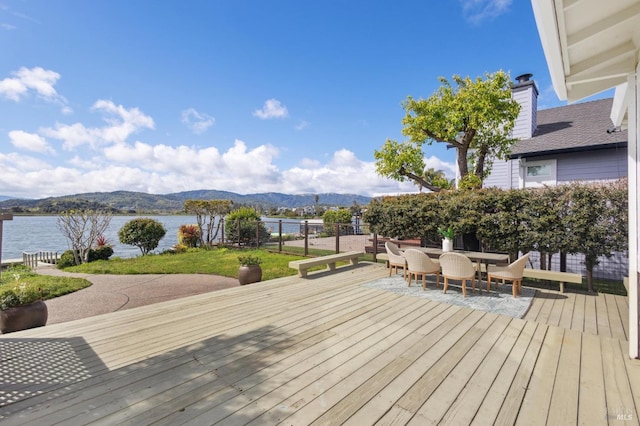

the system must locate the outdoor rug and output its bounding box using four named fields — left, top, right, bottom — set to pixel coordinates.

left=361, top=275, right=536, bottom=318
